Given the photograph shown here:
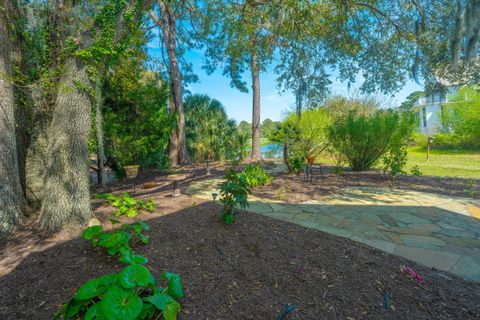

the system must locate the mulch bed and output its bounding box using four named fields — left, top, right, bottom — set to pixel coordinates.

left=254, top=162, right=480, bottom=203
left=1, top=168, right=480, bottom=319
